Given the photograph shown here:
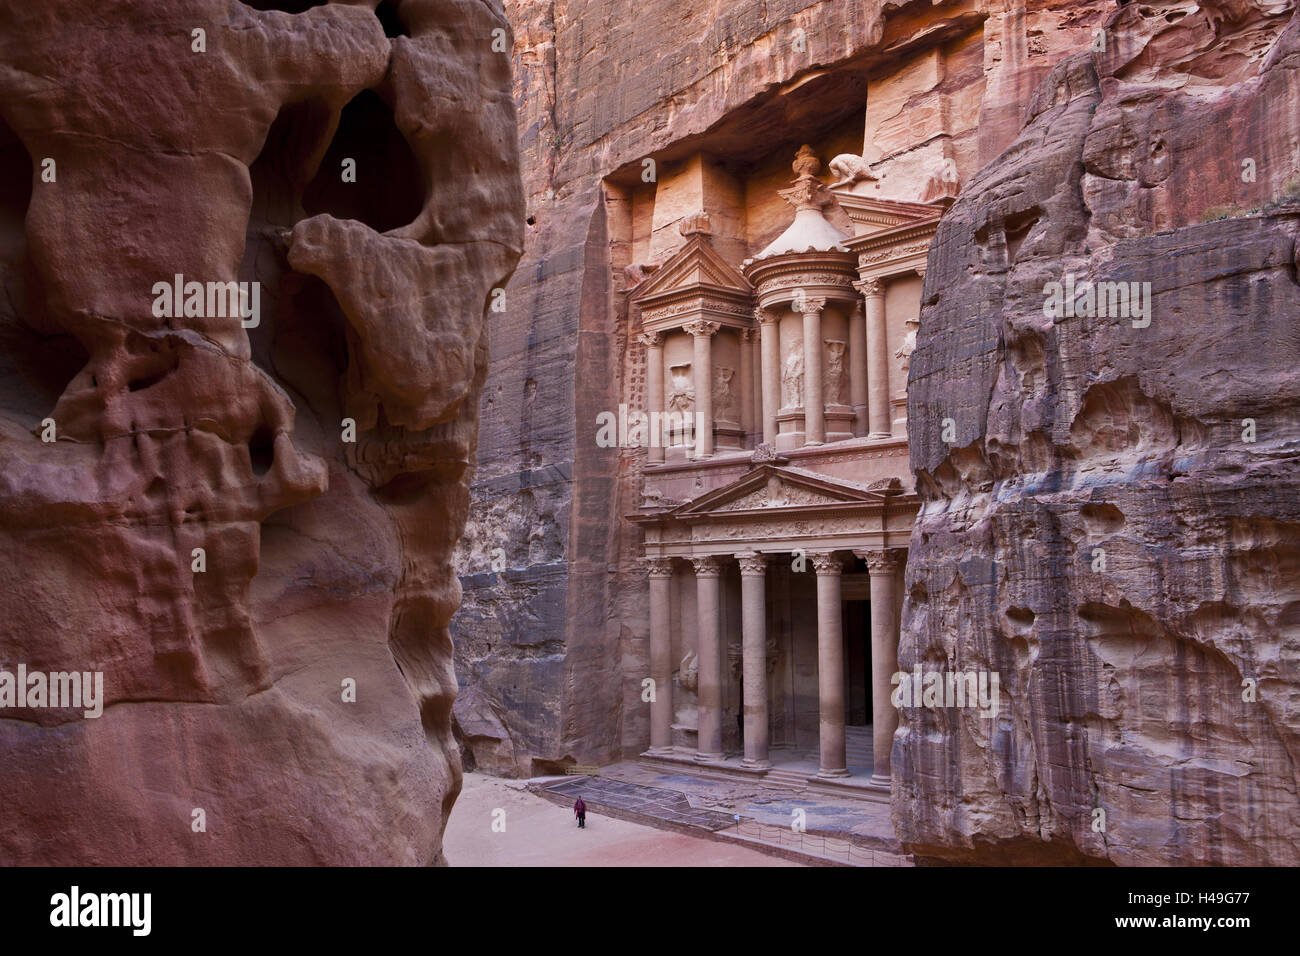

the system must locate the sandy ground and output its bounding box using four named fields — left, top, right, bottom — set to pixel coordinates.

left=443, top=773, right=802, bottom=867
